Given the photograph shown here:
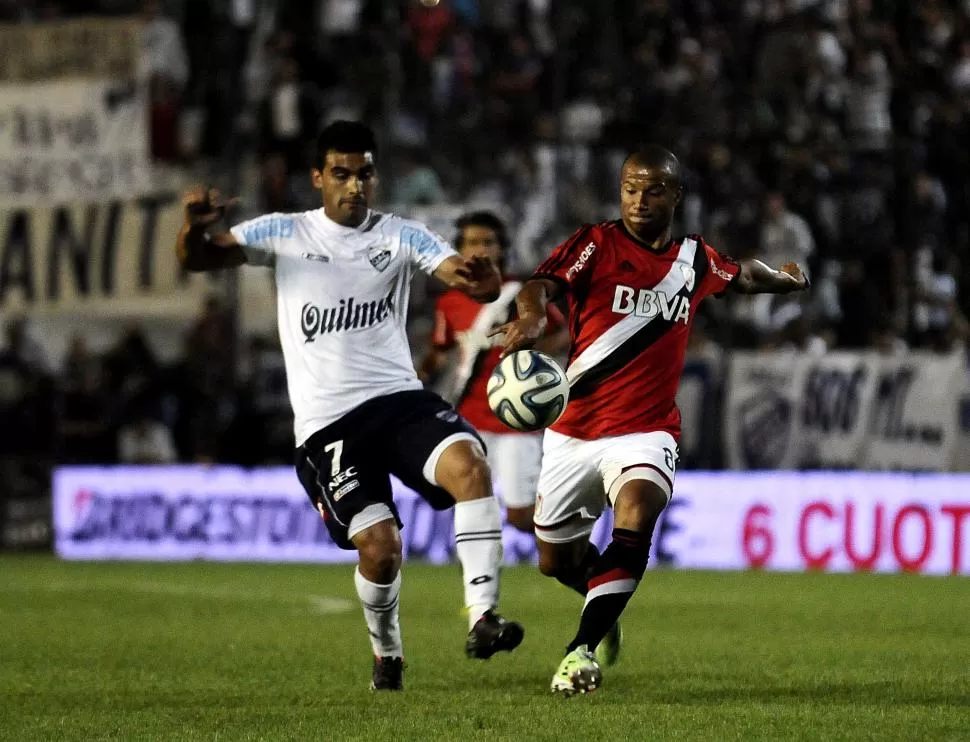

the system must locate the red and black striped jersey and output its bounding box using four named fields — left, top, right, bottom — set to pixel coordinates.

left=533, top=221, right=739, bottom=441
